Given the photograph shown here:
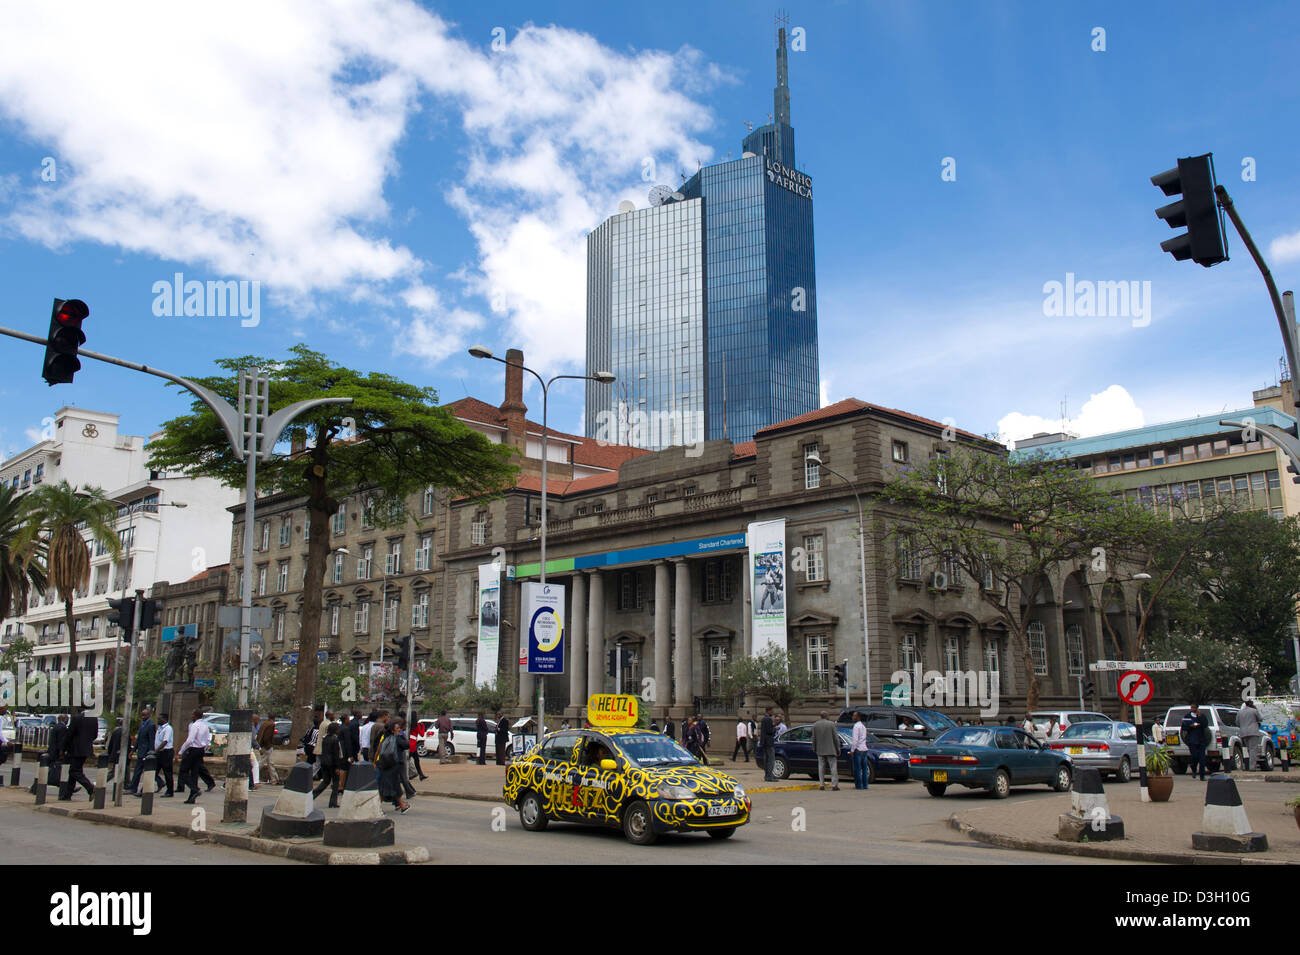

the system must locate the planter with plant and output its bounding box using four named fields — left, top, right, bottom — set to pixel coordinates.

left=1146, top=744, right=1174, bottom=802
